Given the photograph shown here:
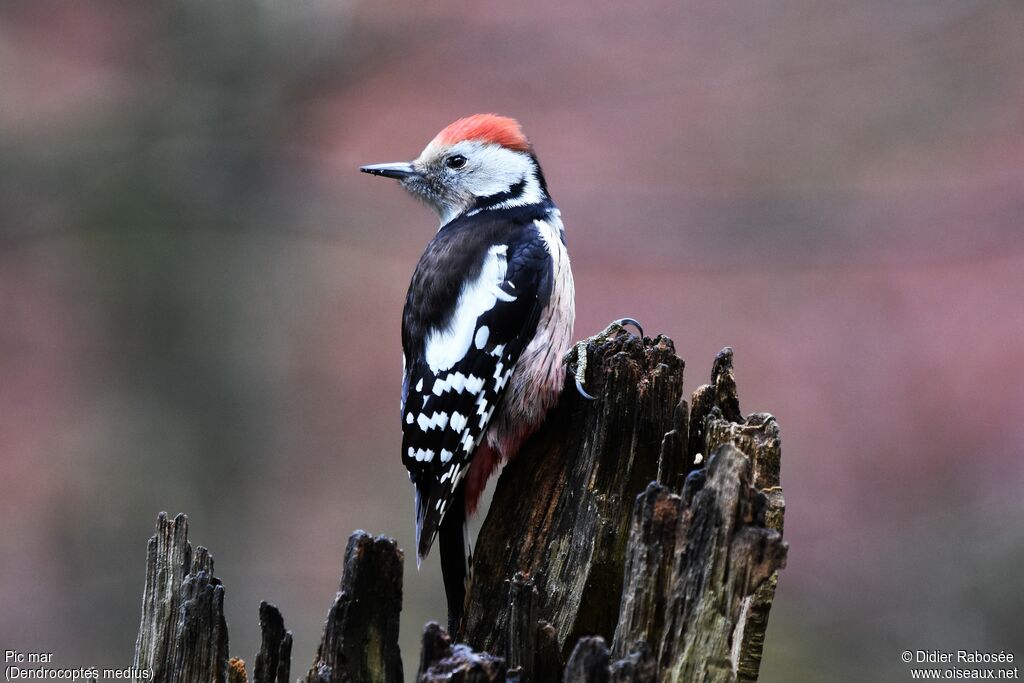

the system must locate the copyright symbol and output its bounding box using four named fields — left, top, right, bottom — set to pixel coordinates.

left=902, top=651, right=913, bottom=663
